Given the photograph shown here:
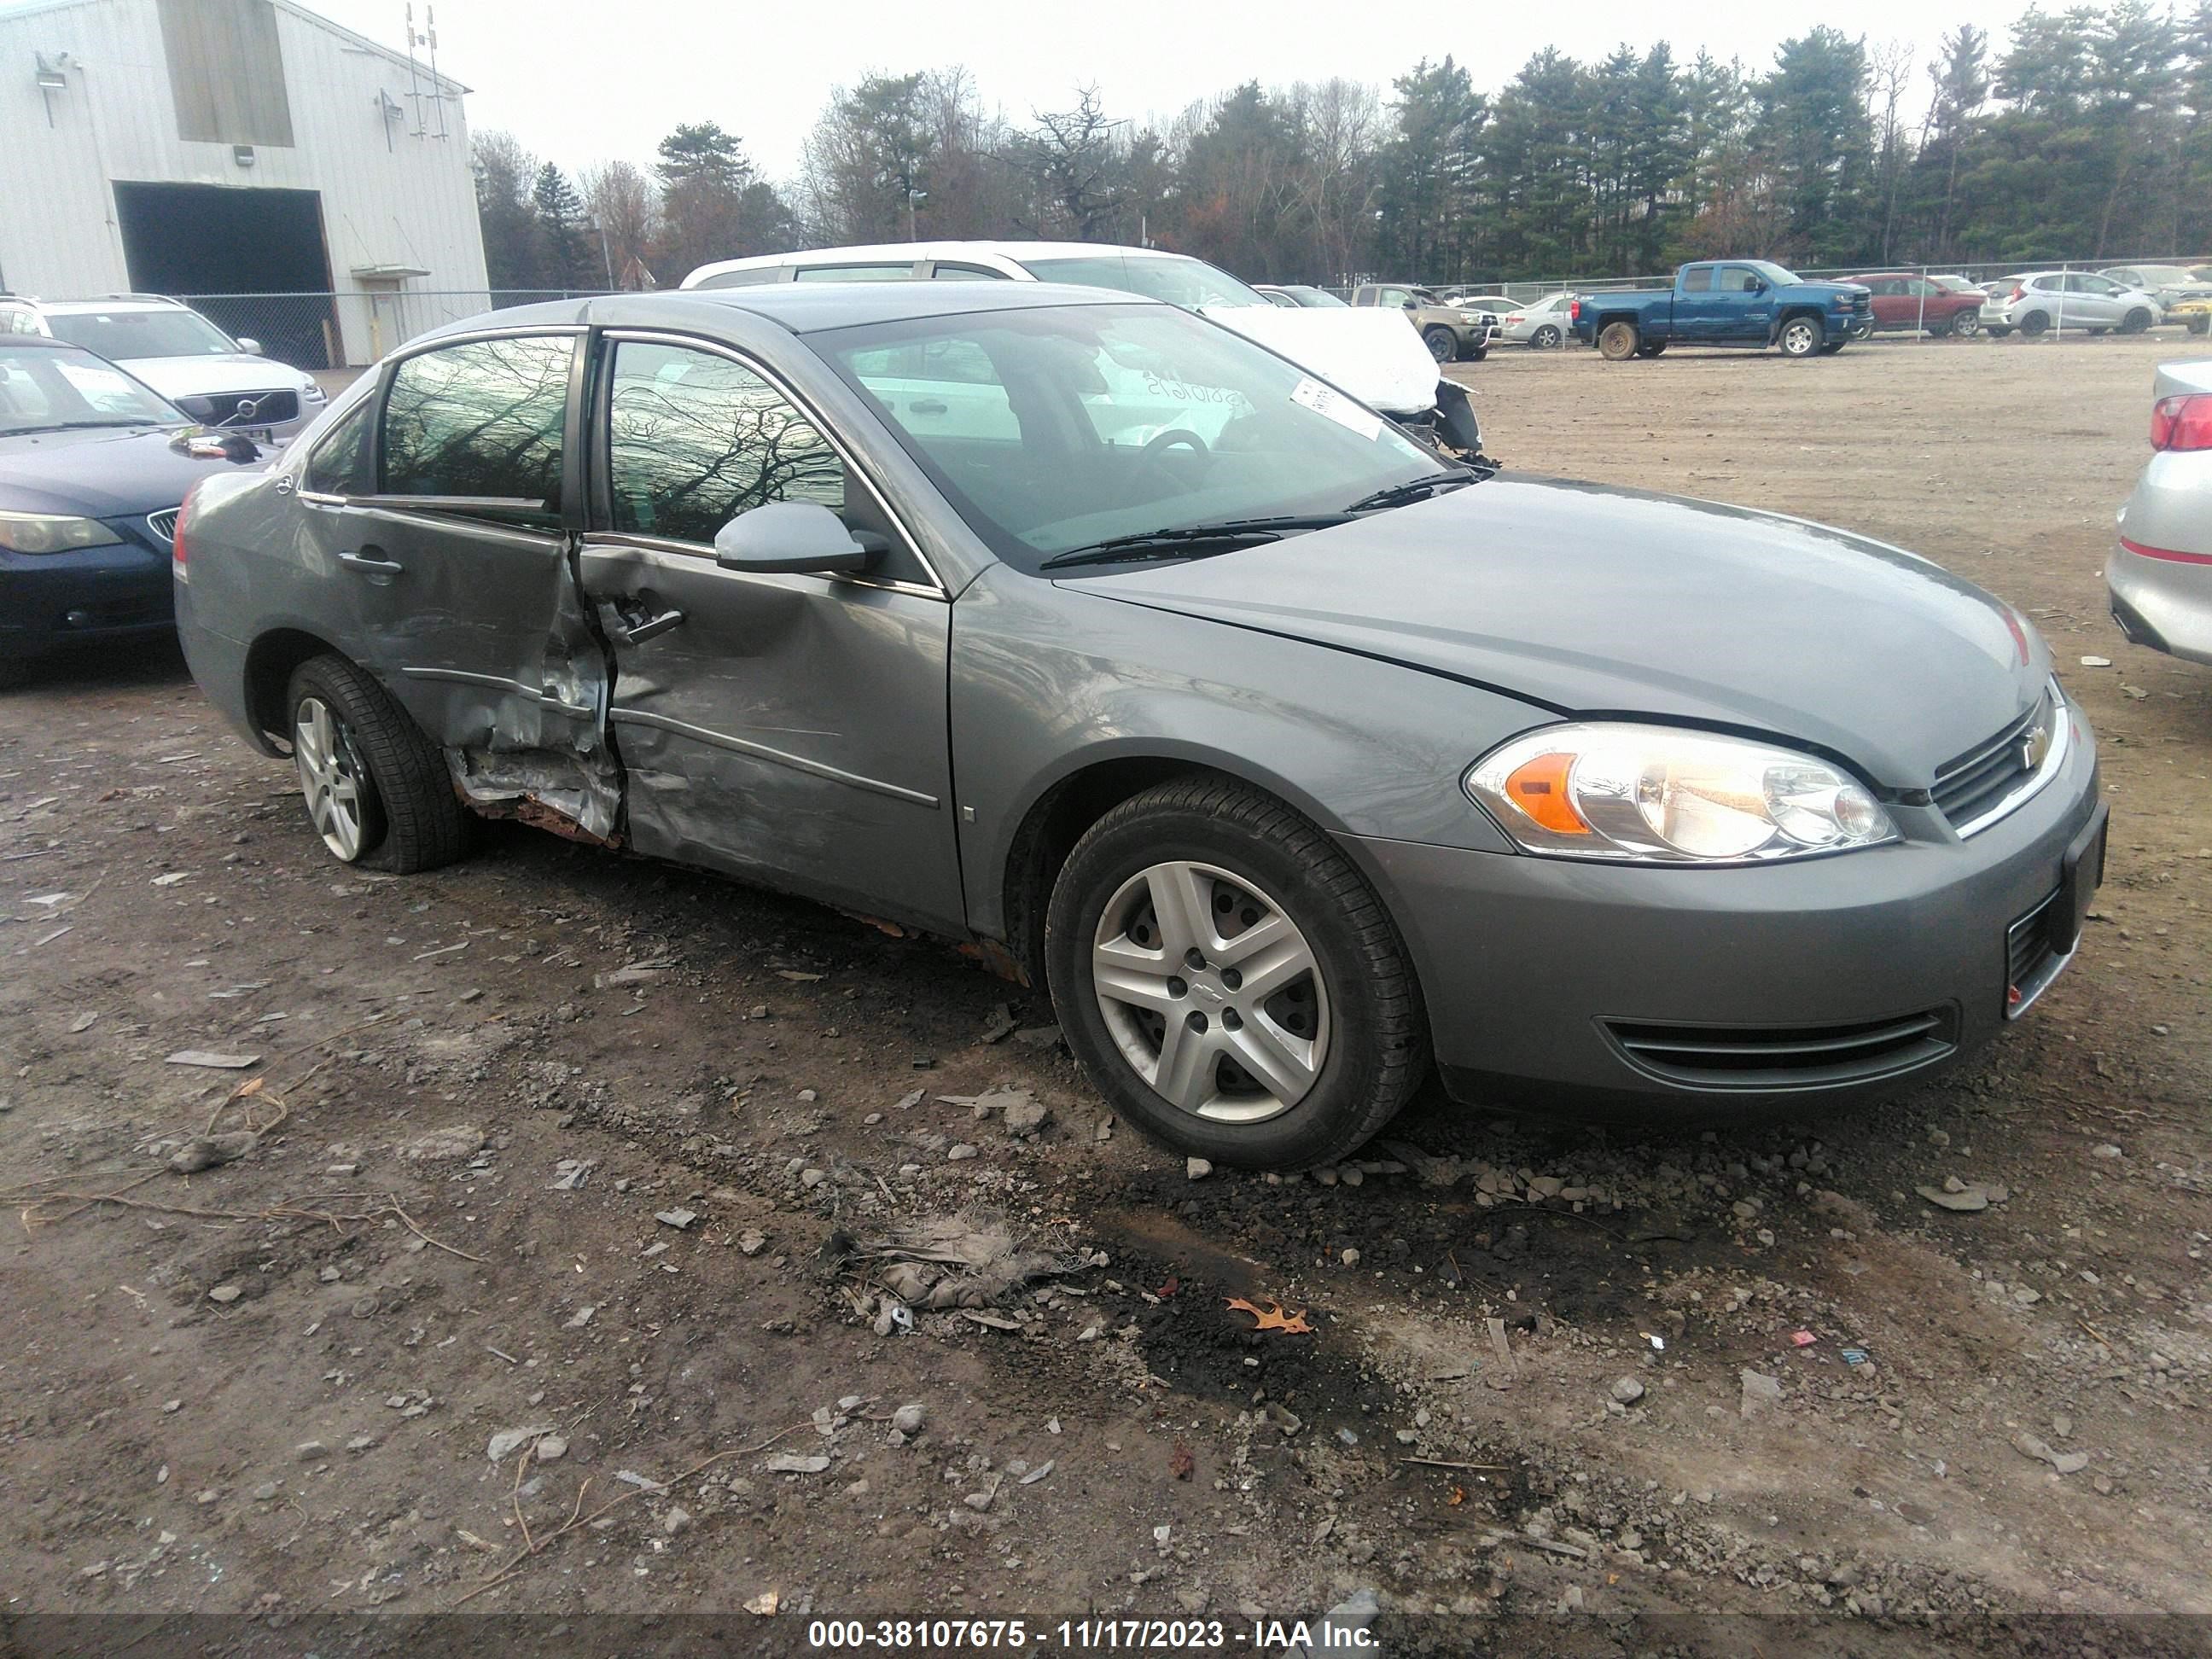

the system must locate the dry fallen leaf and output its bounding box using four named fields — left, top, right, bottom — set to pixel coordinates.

left=1169, top=1439, right=1195, bottom=1481
left=1225, top=1295, right=1313, bottom=1335
left=1448, top=1486, right=1466, bottom=1506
